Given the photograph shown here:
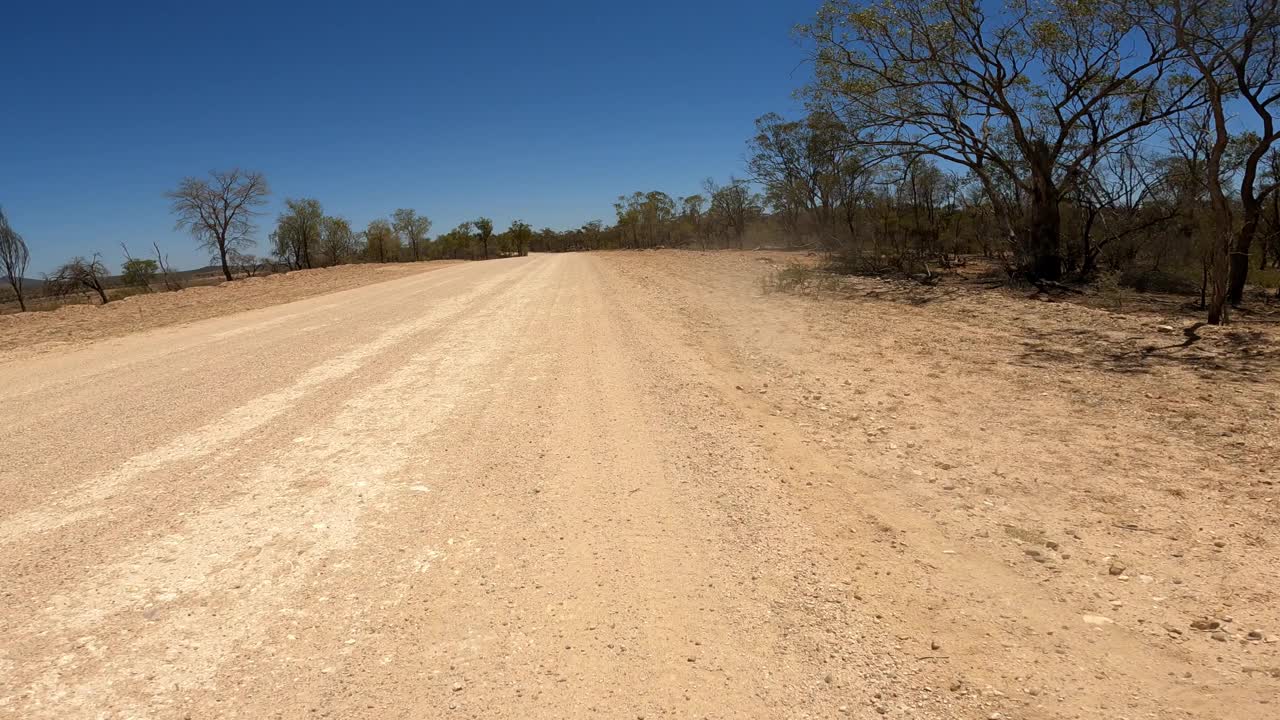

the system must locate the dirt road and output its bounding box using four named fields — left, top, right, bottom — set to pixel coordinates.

left=2, top=253, right=1276, bottom=719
